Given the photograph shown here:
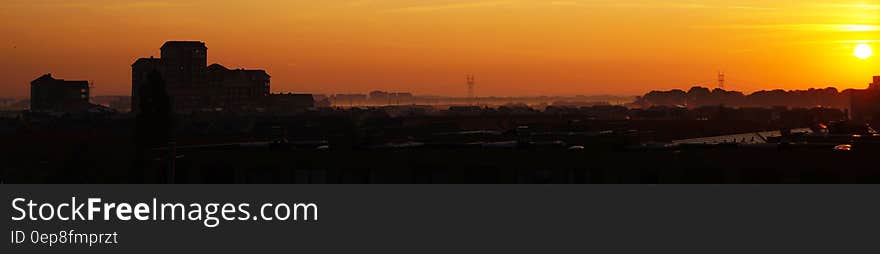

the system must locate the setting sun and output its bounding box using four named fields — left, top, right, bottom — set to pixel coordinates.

left=3, top=1, right=880, bottom=96
left=855, top=44, right=874, bottom=59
